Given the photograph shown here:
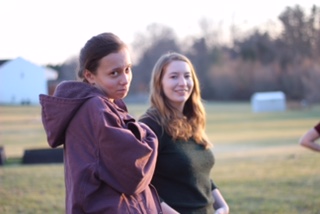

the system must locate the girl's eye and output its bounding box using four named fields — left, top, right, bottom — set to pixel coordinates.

left=125, top=67, right=131, bottom=74
left=111, top=71, right=119, bottom=76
